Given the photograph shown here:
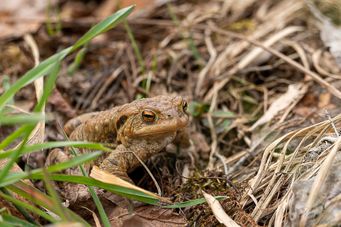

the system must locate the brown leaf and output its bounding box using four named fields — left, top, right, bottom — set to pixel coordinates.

left=293, top=106, right=314, bottom=117
left=202, top=191, right=240, bottom=227
left=318, top=92, right=332, bottom=108
left=109, top=205, right=187, bottom=227
left=90, top=166, right=170, bottom=203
